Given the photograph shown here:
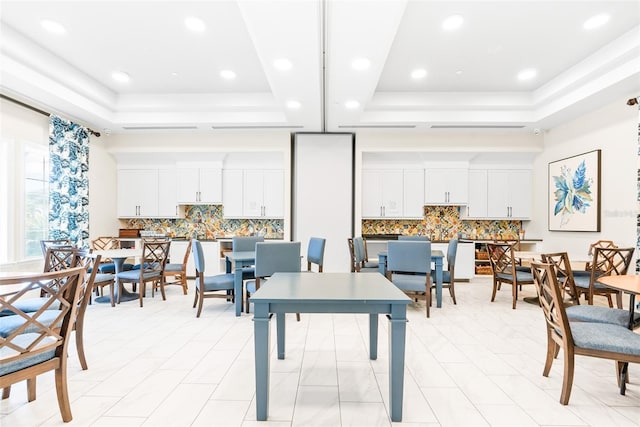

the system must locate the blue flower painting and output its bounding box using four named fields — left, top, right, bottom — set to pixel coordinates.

left=549, top=150, right=600, bottom=231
